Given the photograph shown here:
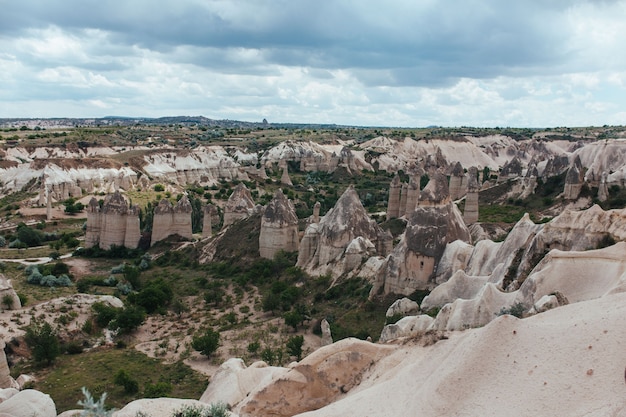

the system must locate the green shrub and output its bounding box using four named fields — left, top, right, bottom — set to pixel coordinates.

left=192, top=328, right=220, bottom=358
left=286, top=335, right=304, bottom=361
left=77, top=387, right=113, bottom=417
left=25, top=321, right=60, bottom=366
left=144, top=381, right=171, bottom=398
left=114, top=369, right=139, bottom=394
